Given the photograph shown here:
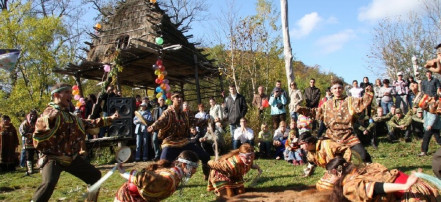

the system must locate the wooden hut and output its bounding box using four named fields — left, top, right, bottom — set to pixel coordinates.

left=54, top=0, right=222, bottom=103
